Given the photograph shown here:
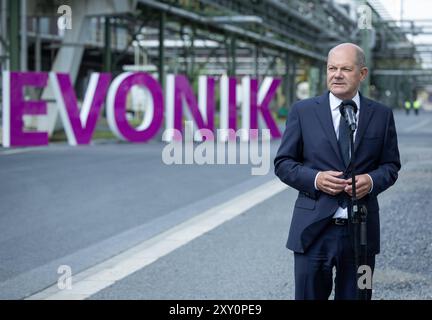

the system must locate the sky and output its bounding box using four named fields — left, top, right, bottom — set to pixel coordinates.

left=379, top=0, right=432, bottom=21
left=379, top=0, right=432, bottom=44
